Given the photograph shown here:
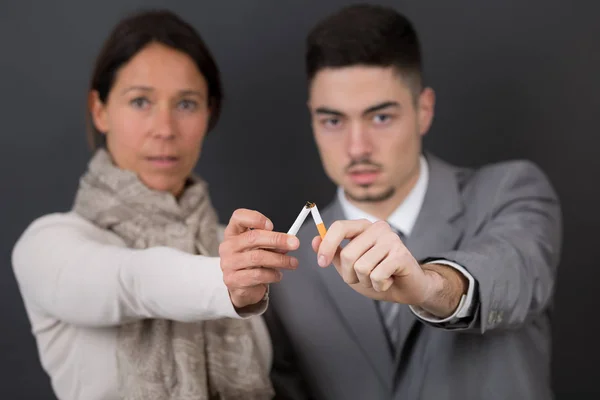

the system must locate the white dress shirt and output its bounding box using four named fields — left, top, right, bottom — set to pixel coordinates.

left=337, top=156, right=475, bottom=324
